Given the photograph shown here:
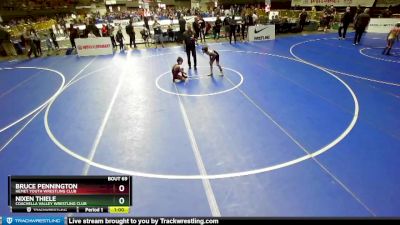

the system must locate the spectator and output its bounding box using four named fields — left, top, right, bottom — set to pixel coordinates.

left=299, top=9, right=308, bottom=32
left=49, top=28, right=59, bottom=49
left=108, top=25, right=117, bottom=48
left=101, top=24, right=108, bottom=37
left=193, top=17, right=200, bottom=40
left=153, top=19, right=164, bottom=48
left=88, top=31, right=96, bottom=38
left=223, top=15, right=230, bottom=39
left=381, top=7, right=392, bottom=18
left=229, top=14, right=237, bottom=44
left=69, top=24, right=78, bottom=48
left=198, top=16, right=206, bottom=42
left=167, top=25, right=174, bottom=42
left=178, top=16, right=186, bottom=41
left=354, top=8, right=370, bottom=45
left=125, top=20, right=137, bottom=48
left=214, top=16, right=222, bottom=40
left=140, top=26, right=150, bottom=47
left=116, top=29, right=124, bottom=51
left=338, top=7, right=352, bottom=39
left=44, top=34, right=54, bottom=56
left=0, top=25, right=17, bottom=56
left=31, top=28, right=41, bottom=56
